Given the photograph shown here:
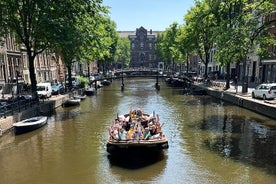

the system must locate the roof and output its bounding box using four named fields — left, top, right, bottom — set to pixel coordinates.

left=118, top=31, right=136, bottom=38
left=118, top=30, right=162, bottom=38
